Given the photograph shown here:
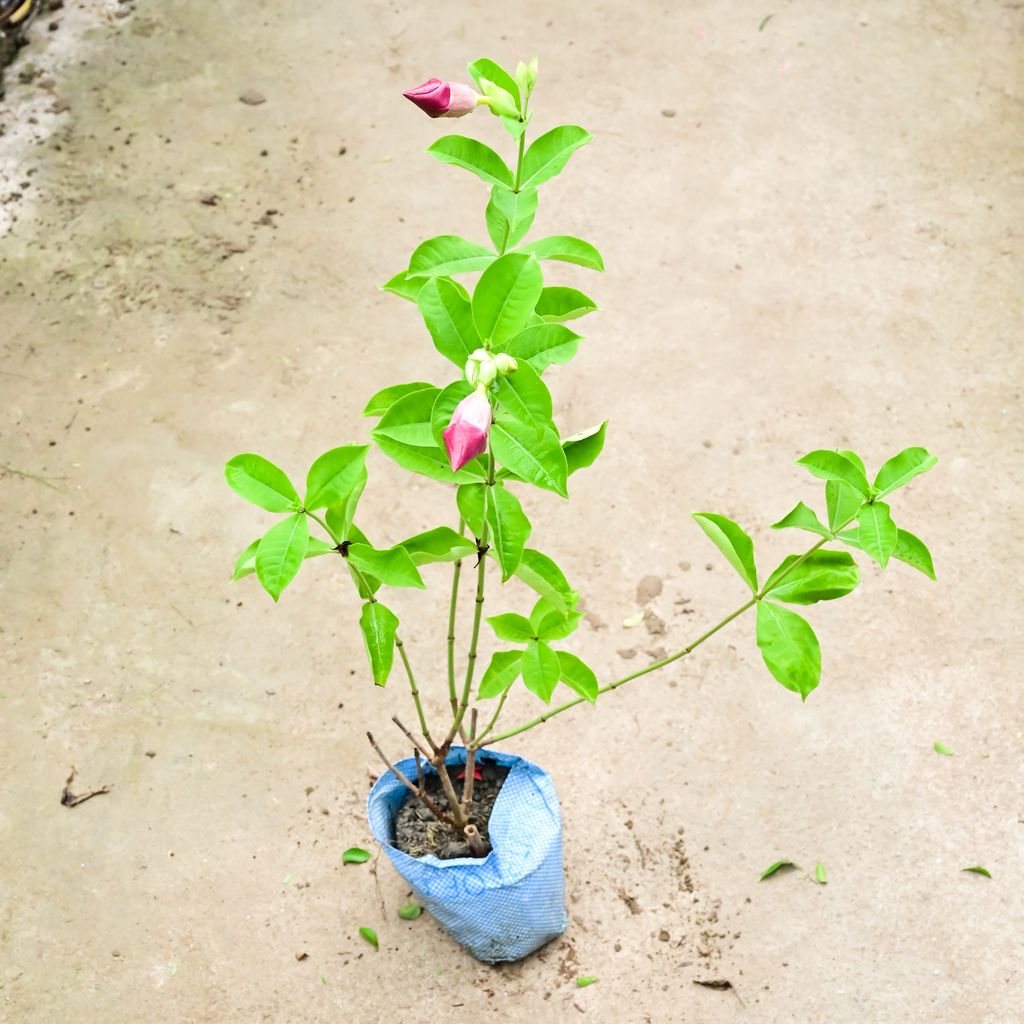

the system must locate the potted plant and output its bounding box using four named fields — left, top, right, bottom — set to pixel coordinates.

left=224, top=56, right=937, bottom=963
